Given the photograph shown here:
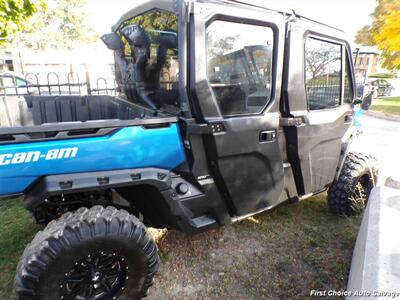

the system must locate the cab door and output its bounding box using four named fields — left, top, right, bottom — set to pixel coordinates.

left=189, top=3, right=286, bottom=216
left=283, top=20, right=356, bottom=195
